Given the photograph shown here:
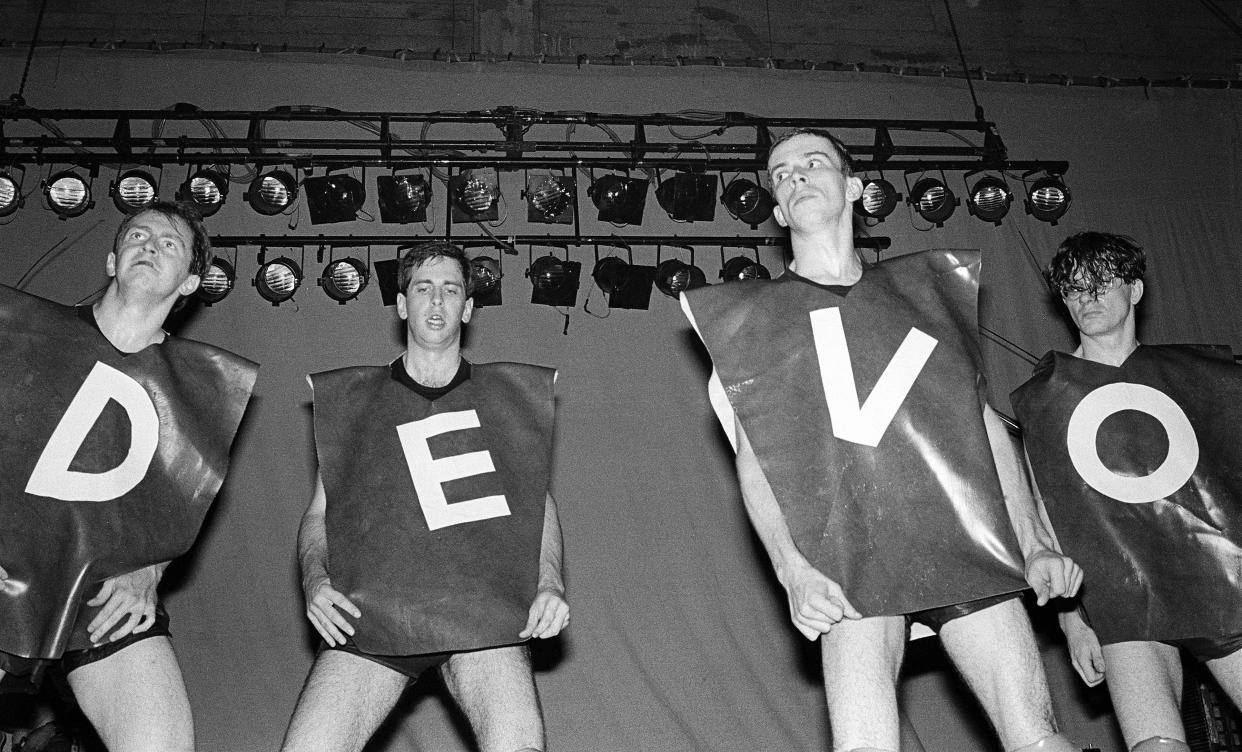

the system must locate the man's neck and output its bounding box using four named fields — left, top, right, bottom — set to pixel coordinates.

left=402, top=346, right=462, bottom=388
left=92, top=287, right=173, bottom=353
left=1074, top=331, right=1139, bottom=367
left=787, top=226, right=862, bottom=285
